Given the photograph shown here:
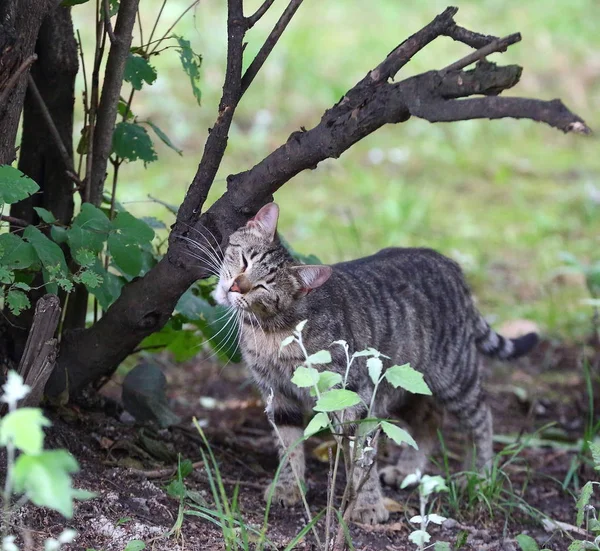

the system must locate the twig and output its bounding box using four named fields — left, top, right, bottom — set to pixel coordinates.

left=90, top=0, right=141, bottom=206
left=246, top=0, right=275, bottom=29
left=0, top=215, right=29, bottom=228
left=102, top=0, right=117, bottom=44
left=76, top=30, right=89, bottom=182
left=443, top=22, right=499, bottom=49
left=0, top=54, right=38, bottom=107
left=441, top=32, right=521, bottom=73
left=147, top=0, right=167, bottom=50
left=240, top=0, right=303, bottom=96
left=148, top=0, right=199, bottom=56
left=128, top=460, right=204, bottom=480
left=27, top=75, right=82, bottom=186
